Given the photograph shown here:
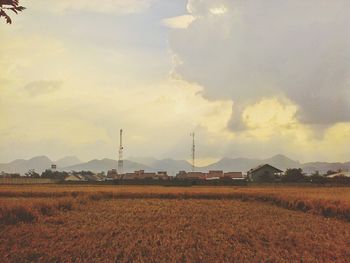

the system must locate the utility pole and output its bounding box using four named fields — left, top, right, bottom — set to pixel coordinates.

left=190, top=132, right=195, bottom=172
left=118, top=129, right=124, bottom=174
